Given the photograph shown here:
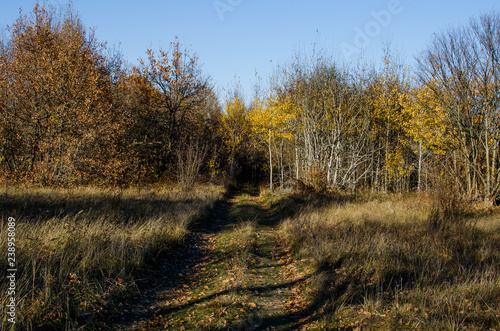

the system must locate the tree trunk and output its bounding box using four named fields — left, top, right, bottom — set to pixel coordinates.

left=485, top=117, right=492, bottom=205
left=280, top=140, right=284, bottom=190
left=269, top=129, right=273, bottom=192
left=418, top=141, right=422, bottom=192
left=295, top=144, right=299, bottom=180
